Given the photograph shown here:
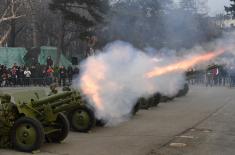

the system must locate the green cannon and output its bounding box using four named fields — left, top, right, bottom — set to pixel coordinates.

left=62, top=91, right=96, bottom=133
left=65, top=90, right=138, bottom=129
left=0, top=91, right=83, bottom=152
left=31, top=88, right=96, bottom=133
left=60, top=87, right=139, bottom=129
left=47, top=85, right=96, bottom=133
